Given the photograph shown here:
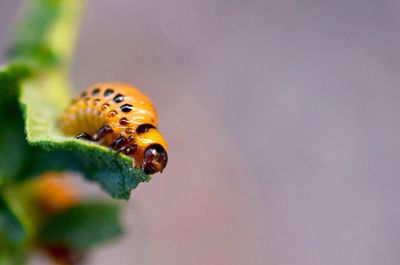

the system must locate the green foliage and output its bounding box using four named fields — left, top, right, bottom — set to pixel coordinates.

left=0, top=184, right=36, bottom=265
left=40, top=202, right=123, bottom=249
left=0, top=182, right=42, bottom=248
left=0, top=66, right=35, bottom=185
left=0, top=248, right=27, bottom=265
left=10, top=0, right=63, bottom=67
left=0, top=197, right=26, bottom=246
